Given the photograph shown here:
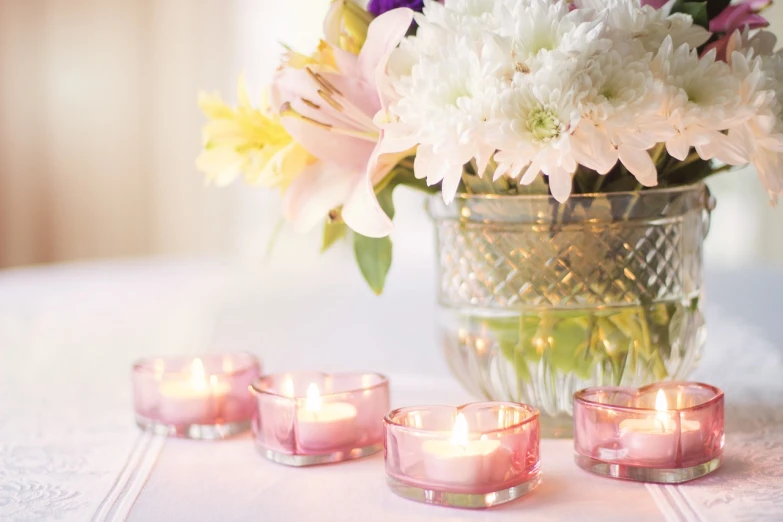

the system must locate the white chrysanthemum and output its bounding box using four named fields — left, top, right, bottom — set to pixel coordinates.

left=577, top=0, right=710, bottom=53
left=495, top=0, right=606, bottom=73
left=724, top=43, right=783, bottom=202
left=384, top=0, right=614, bottom=202
left=385, top=29, right=496, bottom=202
left=572, top=44, right=673, bottom=186
left=487, top=61, right=591, bottom=202
left=418, top=0, right=501, bottom=38
left=475, top=0, right=607, bottom=91
left=653, top=37, right=748, bottom=164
